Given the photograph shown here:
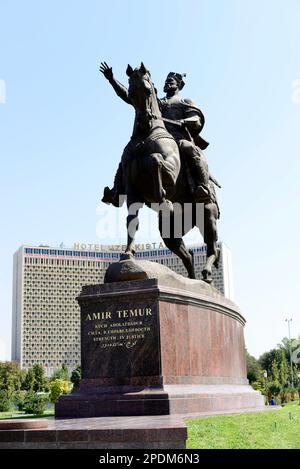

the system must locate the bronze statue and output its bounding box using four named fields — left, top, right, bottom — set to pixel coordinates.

left=99, top=62, right=220, bottom=283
